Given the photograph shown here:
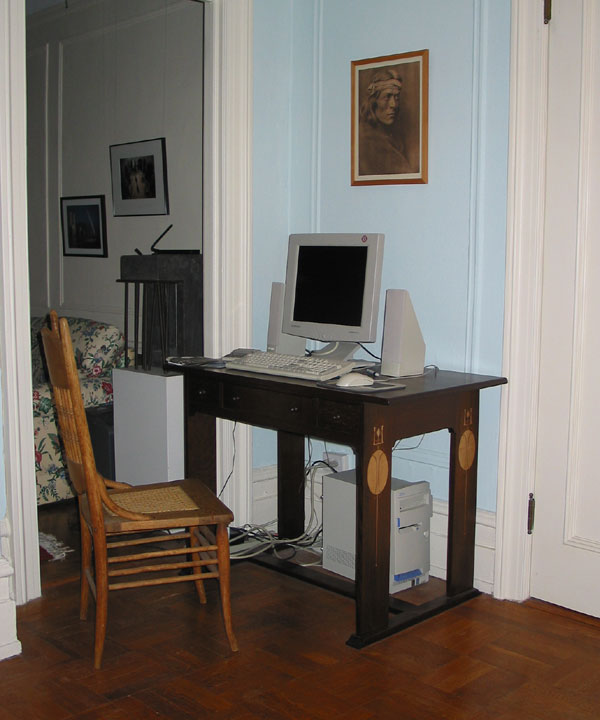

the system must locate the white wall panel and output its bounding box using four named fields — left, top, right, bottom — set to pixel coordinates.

left=526, top=0, right=600, bottom=615
left=565, top=5, right=600, bottom=548
left=26, top=45, right=50, bottom=315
